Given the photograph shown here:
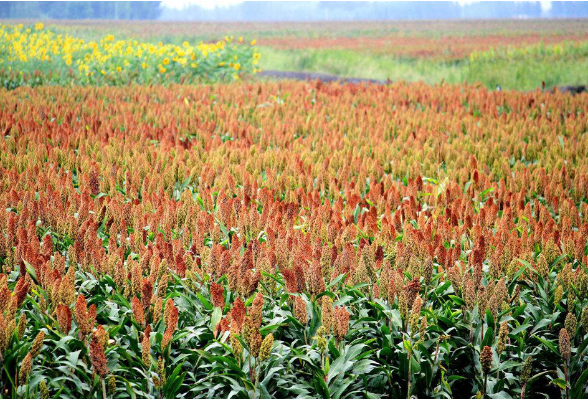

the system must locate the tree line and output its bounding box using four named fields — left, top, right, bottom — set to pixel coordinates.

left=1, top=1, right=587, bottom=21
left=0, top=1, right=161, bottom=20
left=160, top=1, right=588, bottom=21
